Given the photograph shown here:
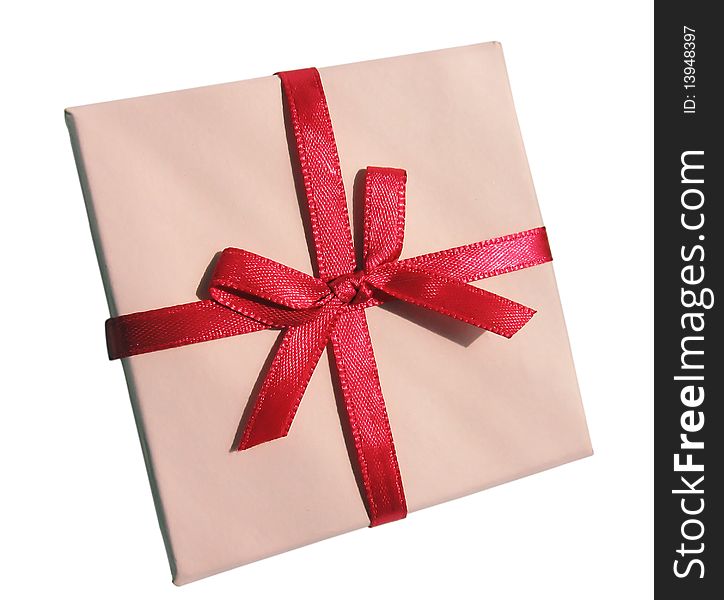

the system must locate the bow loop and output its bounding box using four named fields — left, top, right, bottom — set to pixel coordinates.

left=372, top=265, right=535, bottom=338
left=211, top=248, right=330, bottom=308
left=363, top=167, right=407, bottom=271
left=208, top=247, right=331, bottom=327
